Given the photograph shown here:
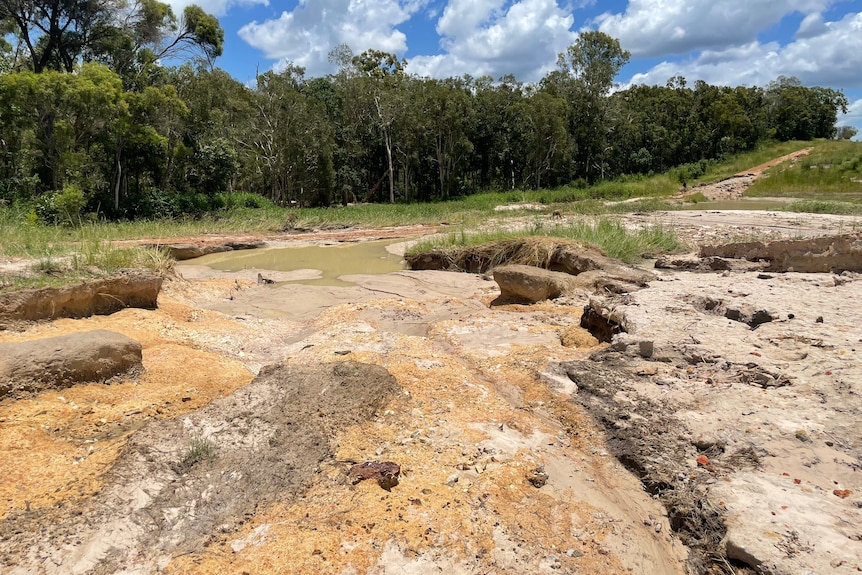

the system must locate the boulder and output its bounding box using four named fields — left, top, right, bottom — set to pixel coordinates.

left=0, top=271, right=162, bottom=324
left=700, top=232, right=862, bottom=273
left=157, top=241, right=266, bottom=261
left=493, top=264, right=578, bottom=302
left=0, top=329, right=143, bottom=397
